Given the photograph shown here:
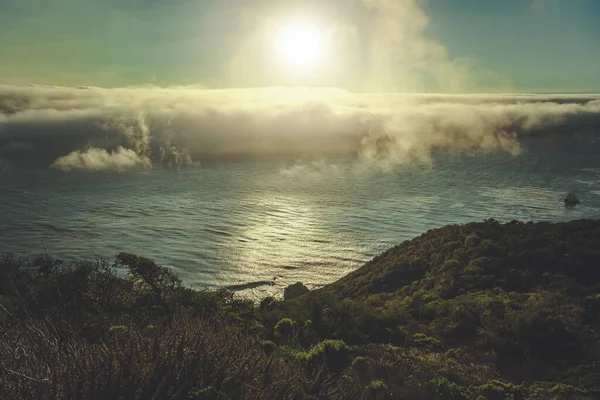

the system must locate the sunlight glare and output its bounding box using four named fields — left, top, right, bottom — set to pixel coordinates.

left=275, top=21, right=324, bottom=70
